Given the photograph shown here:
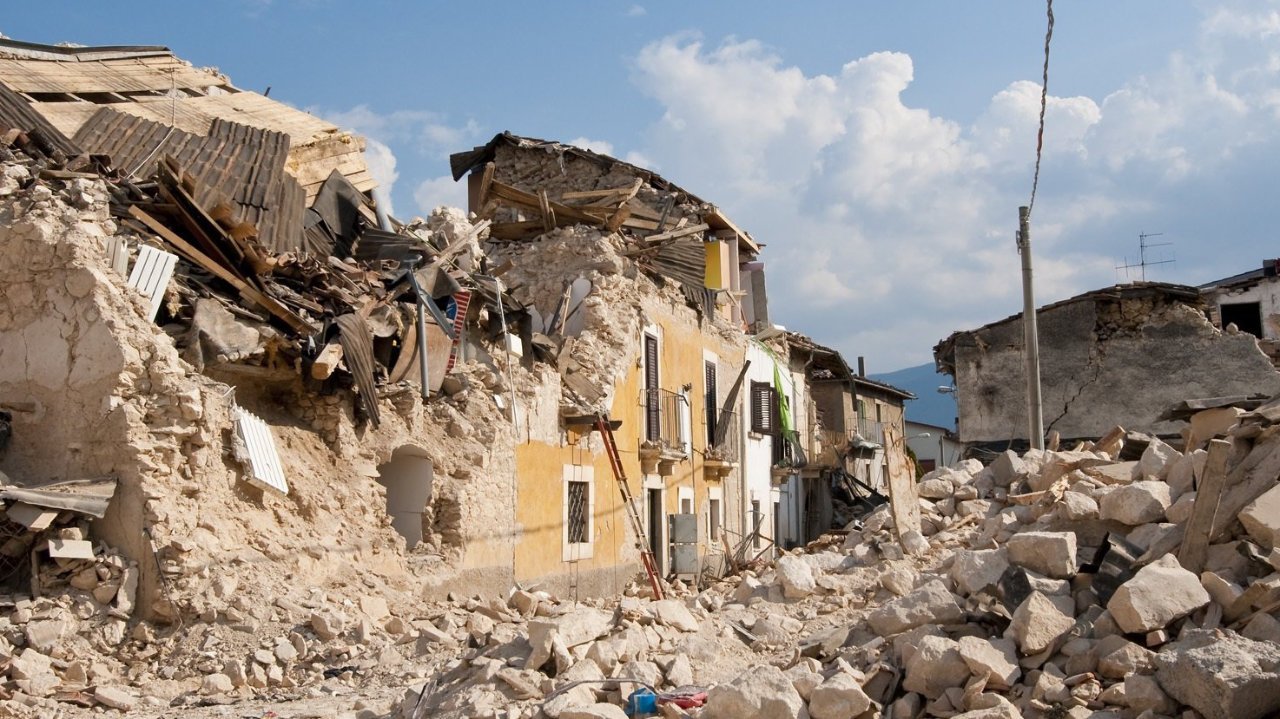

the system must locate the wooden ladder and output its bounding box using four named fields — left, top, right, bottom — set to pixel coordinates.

left=595, top=414, right=665, bottom=600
